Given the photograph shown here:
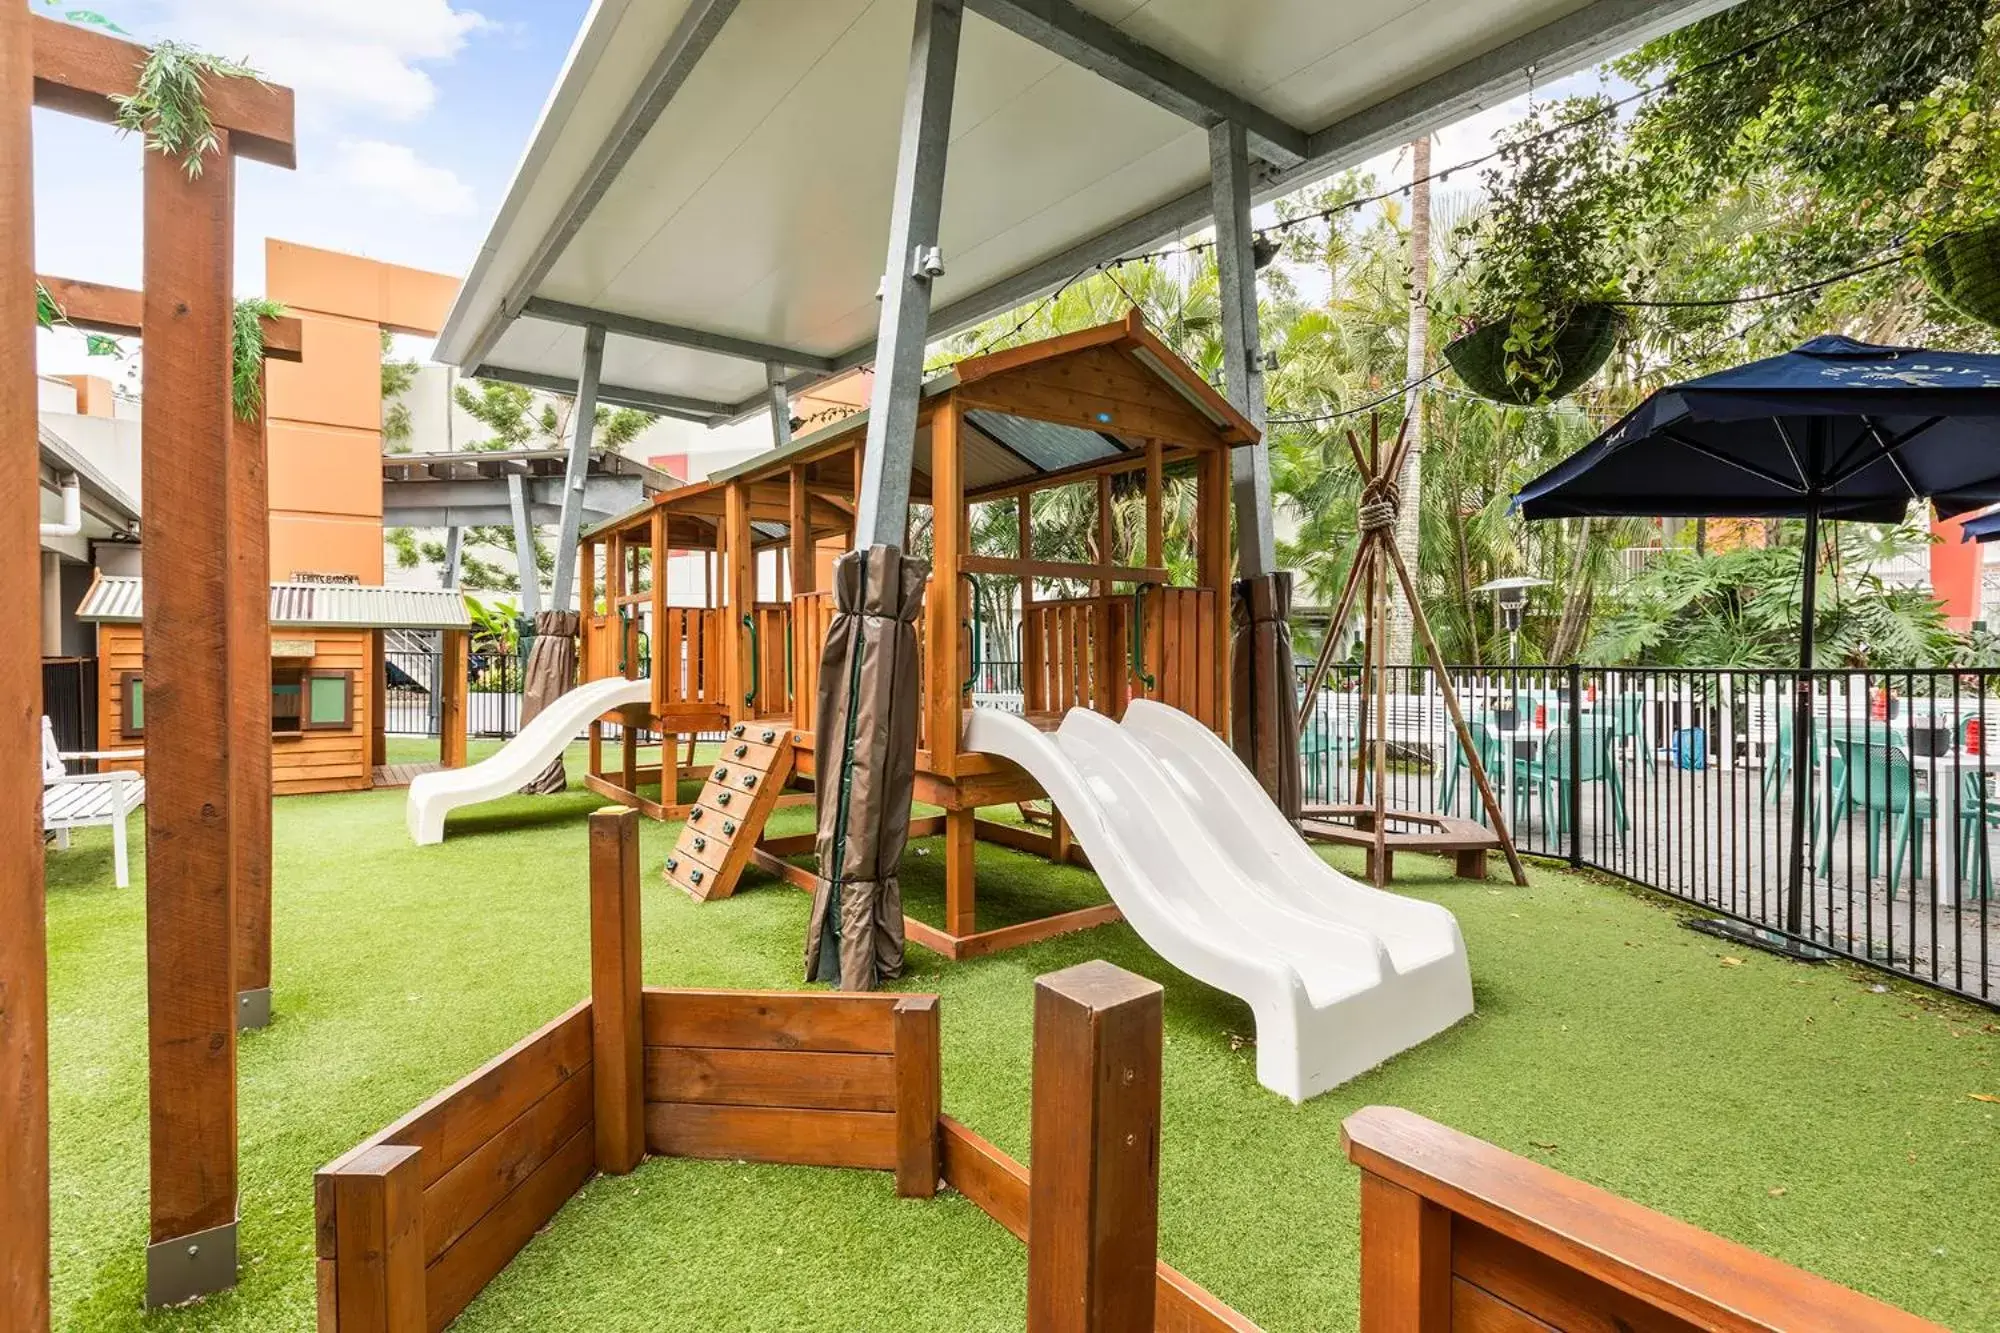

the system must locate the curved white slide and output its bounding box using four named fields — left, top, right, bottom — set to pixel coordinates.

left=961, top=699, right=1472, bottom=1102
left=406, top=676, right=652, bottom=845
